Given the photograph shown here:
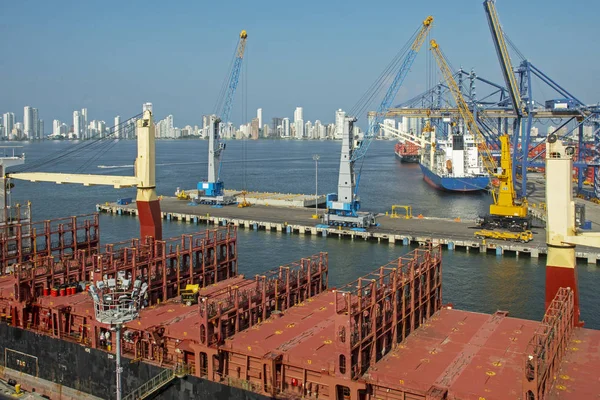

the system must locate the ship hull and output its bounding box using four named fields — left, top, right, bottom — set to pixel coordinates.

left=419, top=163, right=488, bottom=192
left=0, top=323, right=270, bottom=400
left=394, top=151, right=419, bottom=163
